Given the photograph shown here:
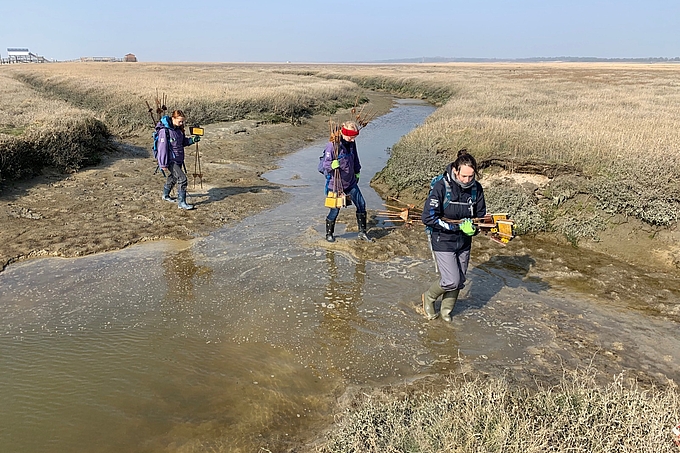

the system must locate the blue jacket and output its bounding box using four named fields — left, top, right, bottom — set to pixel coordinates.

left=156, top=116, right=191, bottom=167
left=422, top=163, right=487, bottom=252
left=322, top=138, right=361, bottom=192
